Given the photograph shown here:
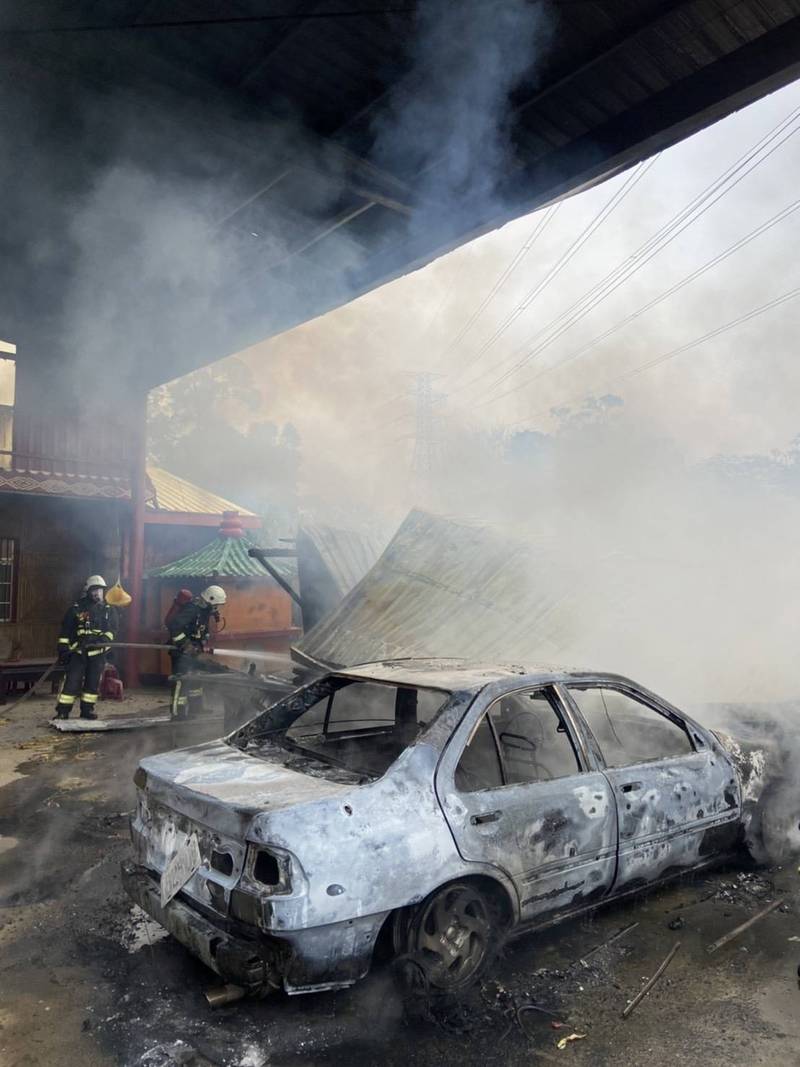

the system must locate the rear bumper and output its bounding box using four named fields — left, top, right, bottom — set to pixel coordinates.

left=121, top=861, right=276, bottom=991
left=121, top=861, right=389, bottom=994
